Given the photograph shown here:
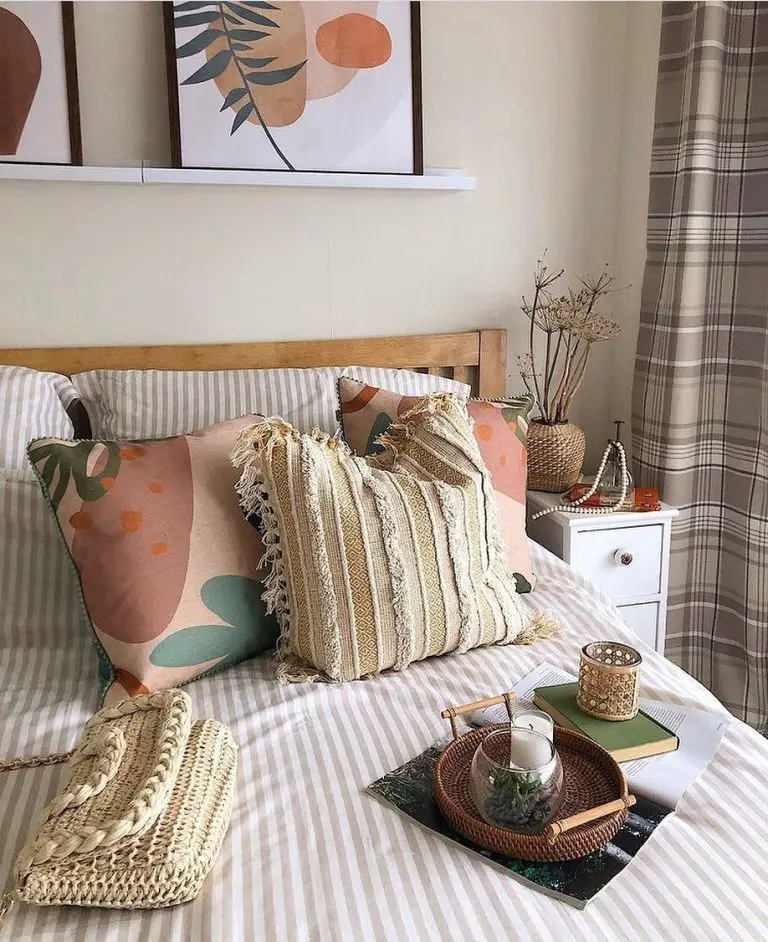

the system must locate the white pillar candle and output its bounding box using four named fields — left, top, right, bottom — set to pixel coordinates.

left=507, top=729, right=553, bottom=771
left=512, top=709, right=555, bottom=742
